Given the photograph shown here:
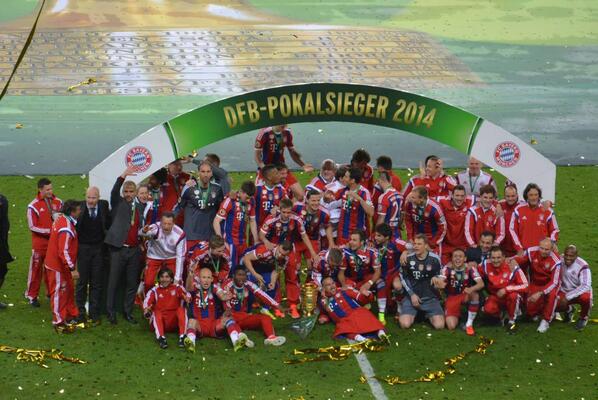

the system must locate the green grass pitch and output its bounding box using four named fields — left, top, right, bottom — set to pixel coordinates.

left=0, top=167, right=596, bottom=399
